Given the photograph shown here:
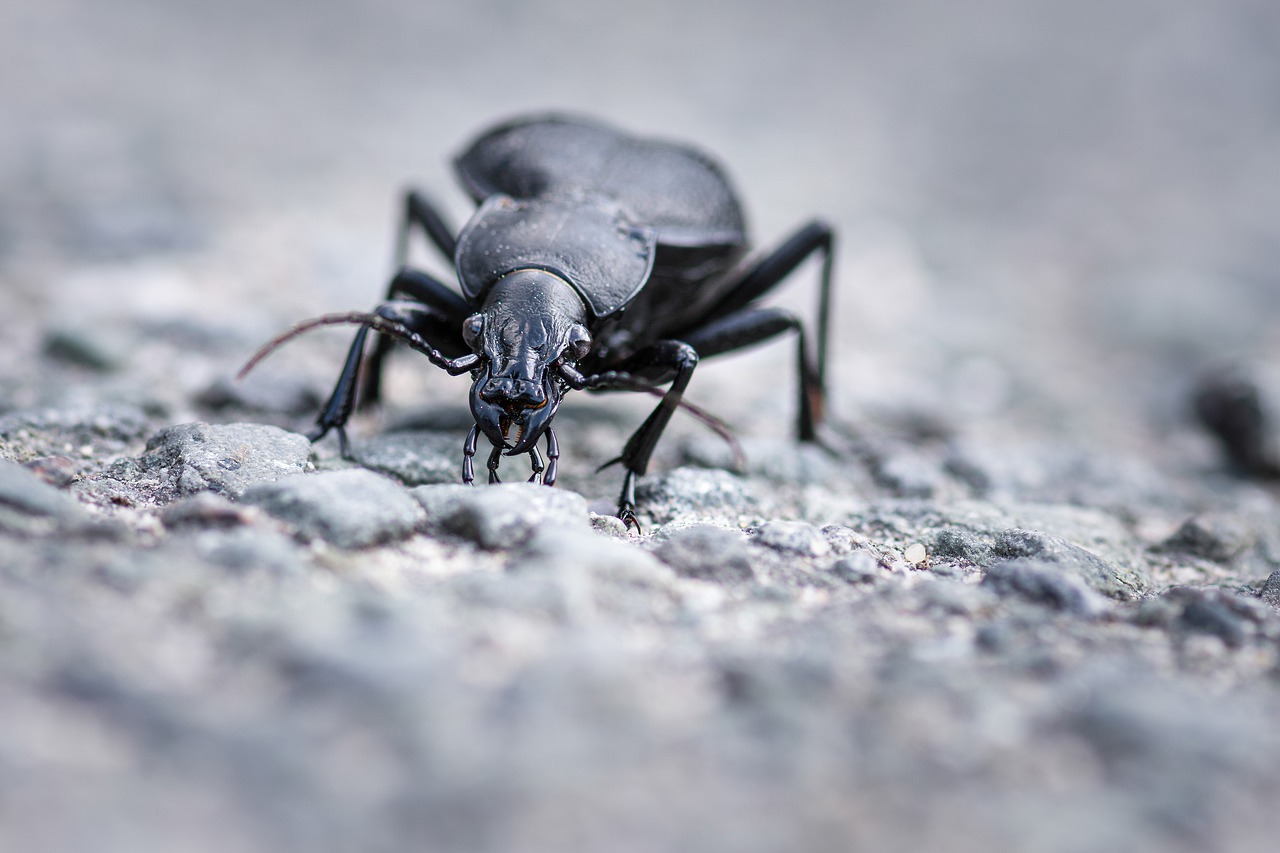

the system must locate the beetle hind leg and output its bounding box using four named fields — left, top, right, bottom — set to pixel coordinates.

left=673, top=220, right=834, bottom=440
left=678, top=307, right=823, bottom=441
